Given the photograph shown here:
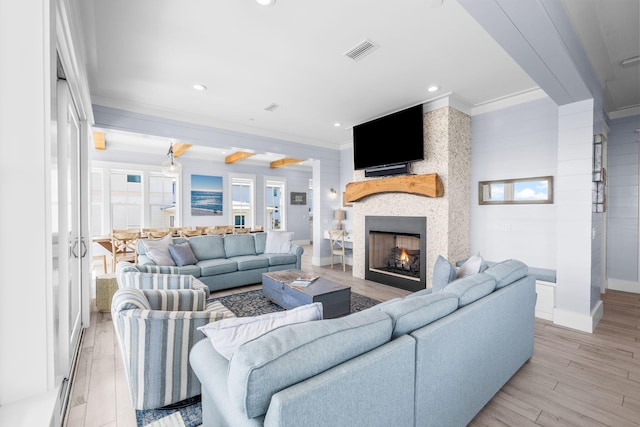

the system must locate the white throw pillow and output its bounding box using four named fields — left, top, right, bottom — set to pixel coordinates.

left=141, top=234, right=176, bottom=266
left=264, top=231, right=294, bottom=253
left=456, top=254, right=483, bottom=279
left=198, top=302, right=323, bottom=359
